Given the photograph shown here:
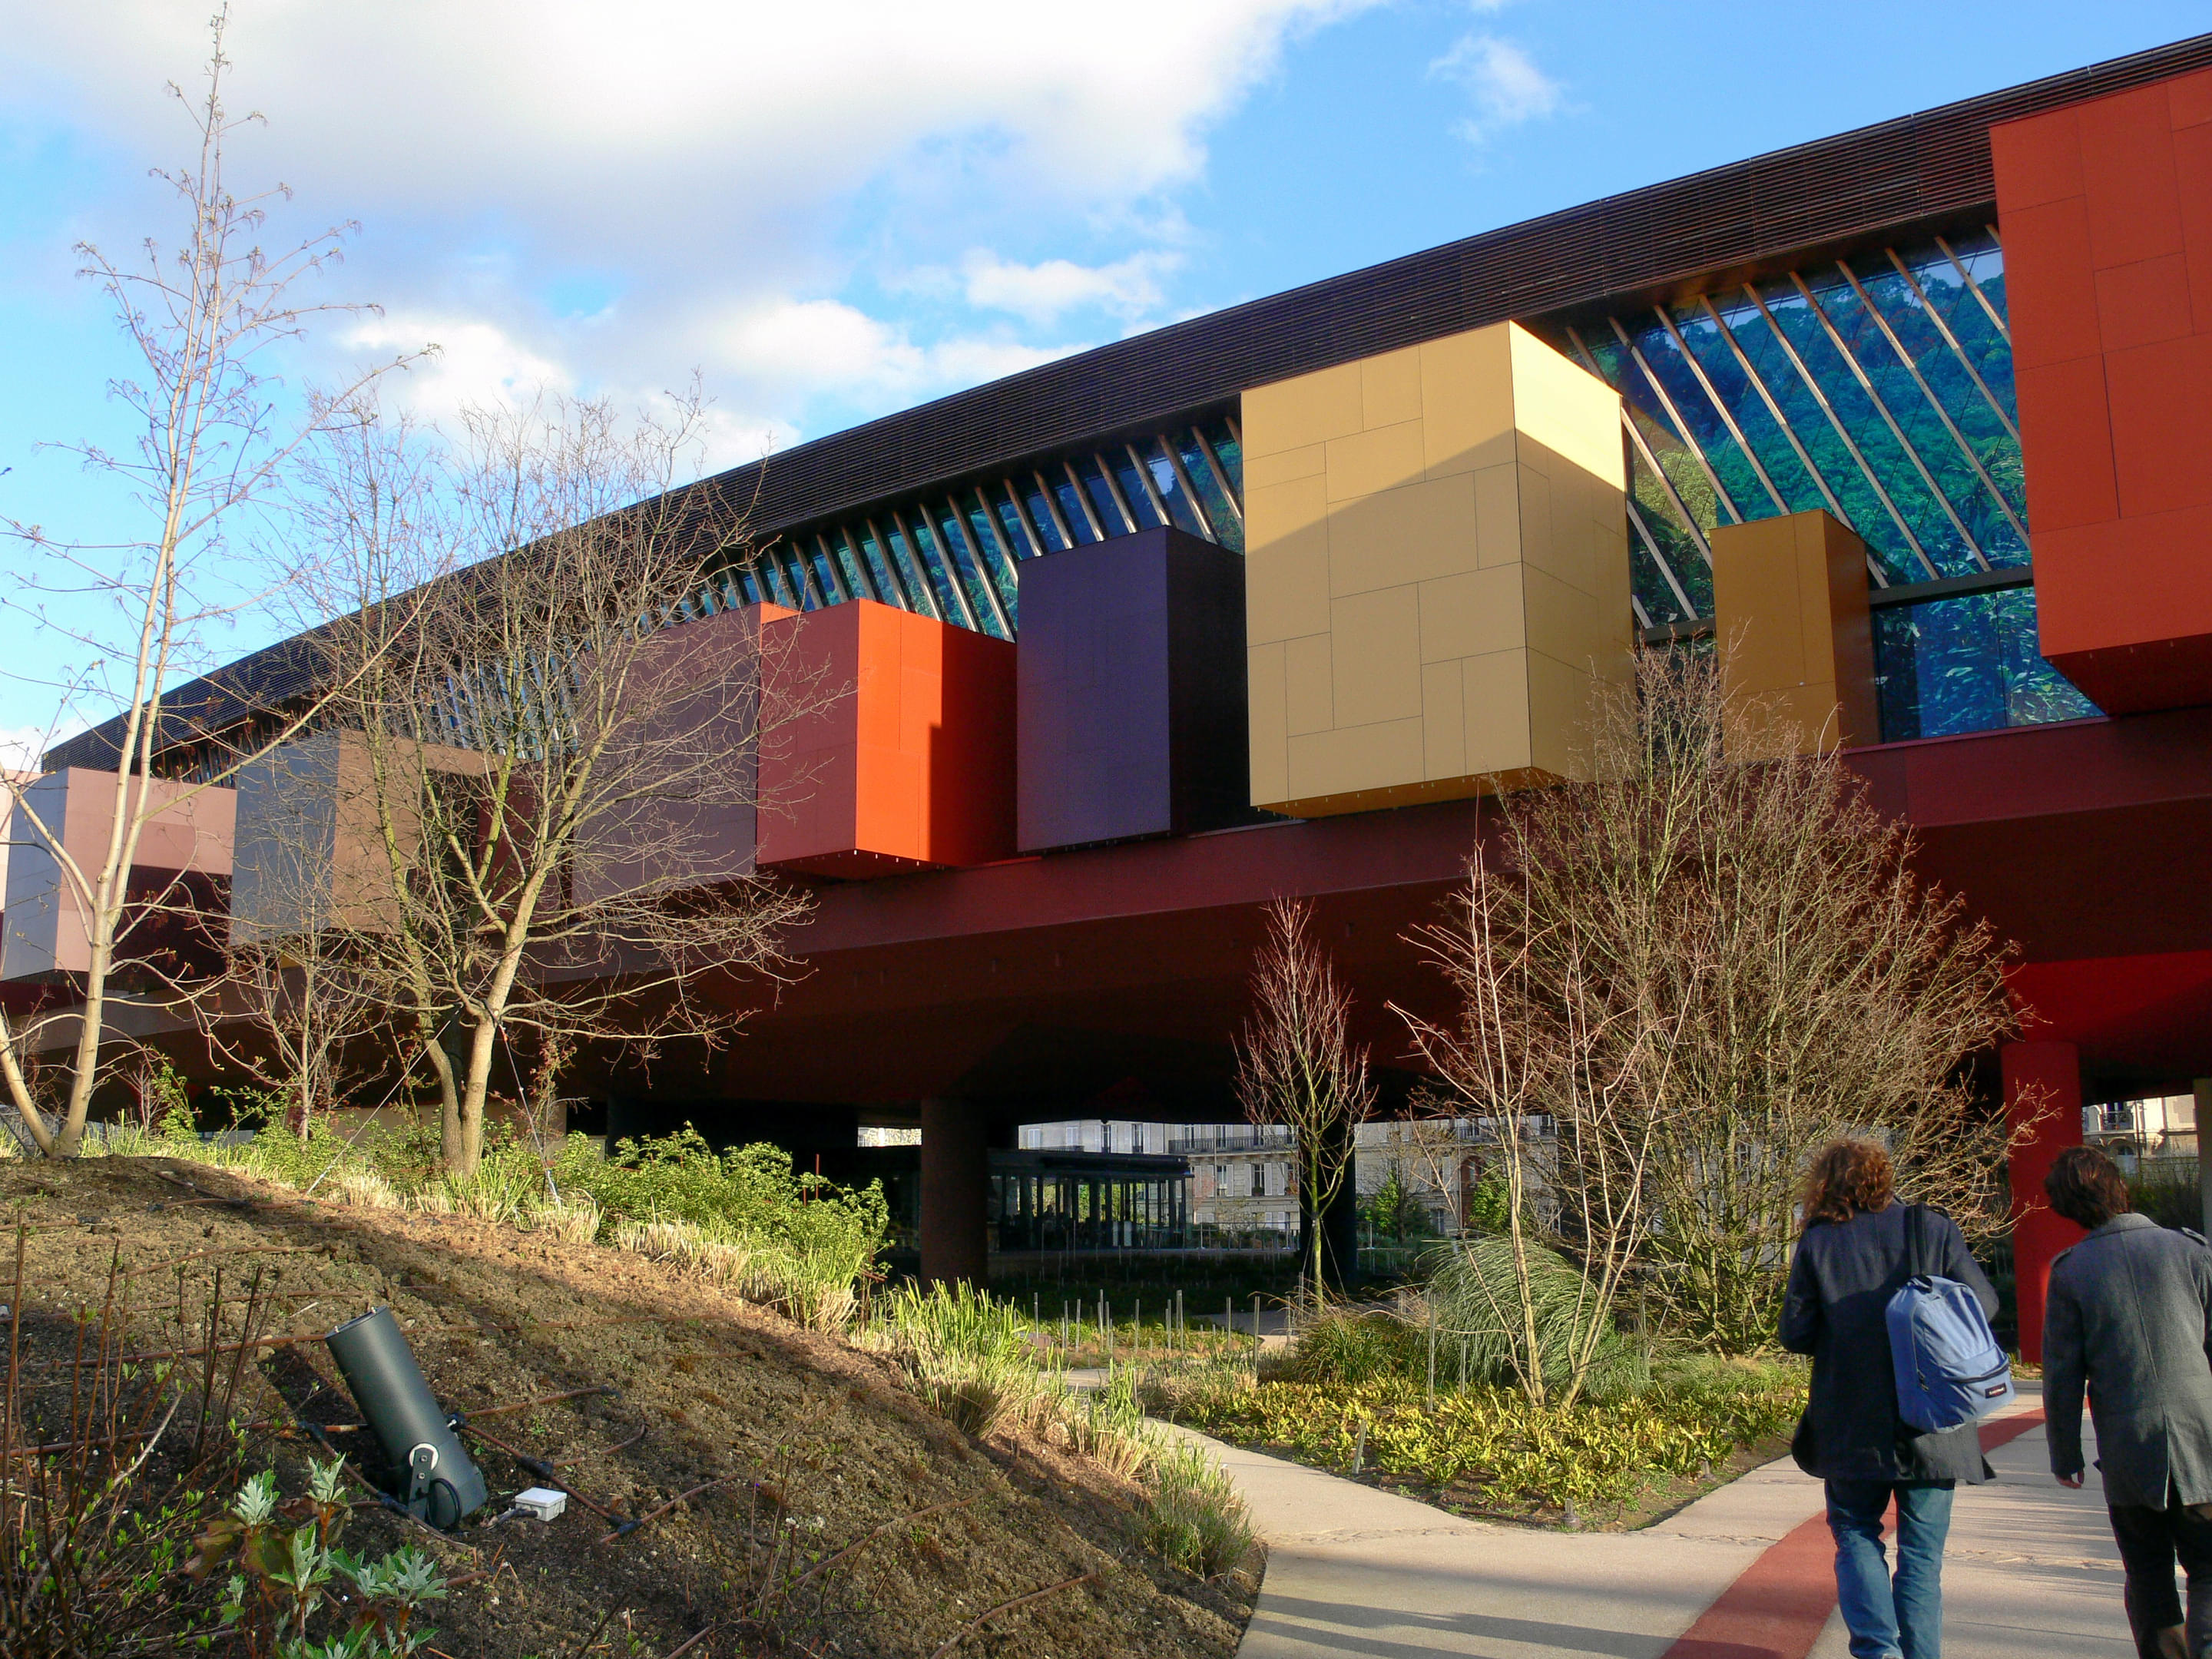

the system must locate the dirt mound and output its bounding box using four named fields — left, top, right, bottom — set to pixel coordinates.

left=0, top=1157, right=1256, bottom=1658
